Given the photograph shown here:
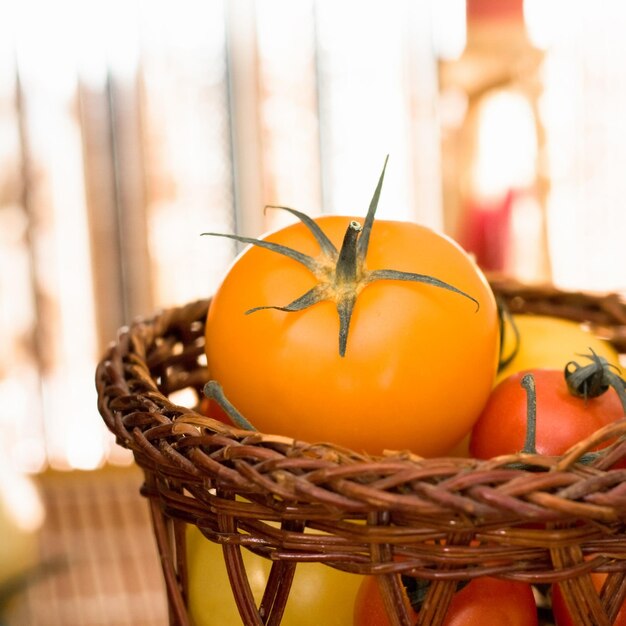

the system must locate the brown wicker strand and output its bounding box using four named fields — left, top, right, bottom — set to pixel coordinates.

left=218, top=510, right=264, bottom=626
left=368, top=511, right=412, bottom=626
left=145, top=474, right=190, bottom=626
